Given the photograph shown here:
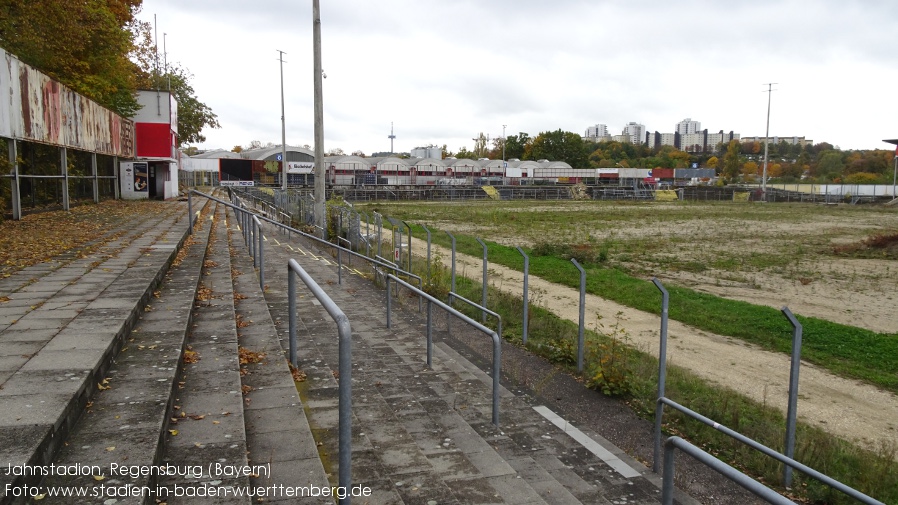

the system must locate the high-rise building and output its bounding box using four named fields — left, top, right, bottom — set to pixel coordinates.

left=623, top=122, right=646, bottom=145
left=676, top=118, right=701, bottom=135
left=585, top=124, right=609, bottom=140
